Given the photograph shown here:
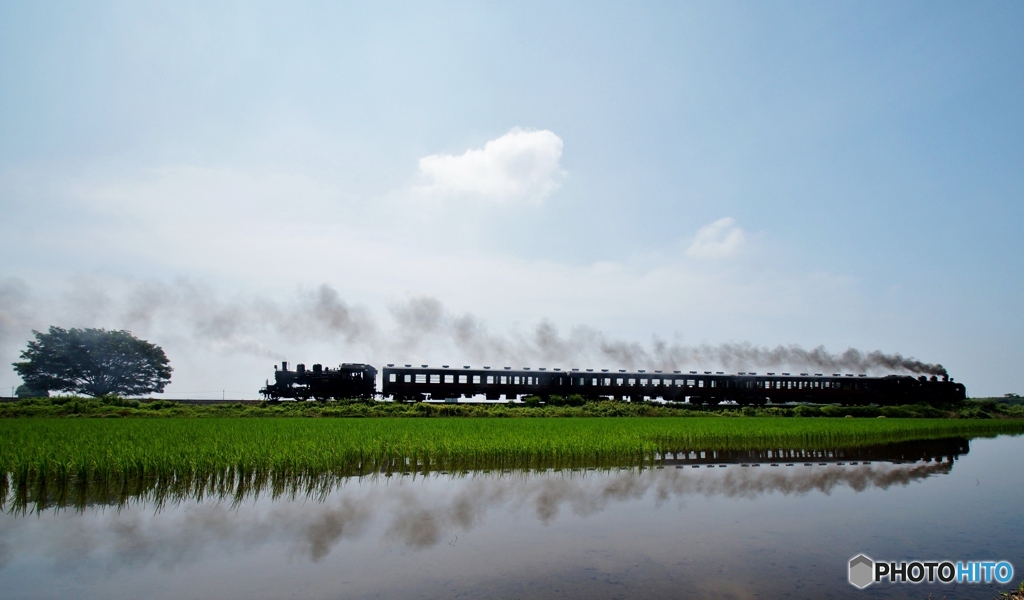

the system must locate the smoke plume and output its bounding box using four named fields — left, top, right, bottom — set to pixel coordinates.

left=0, top=278, right=947, bottom=377
left=388, top=295, right=946, bottom=375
